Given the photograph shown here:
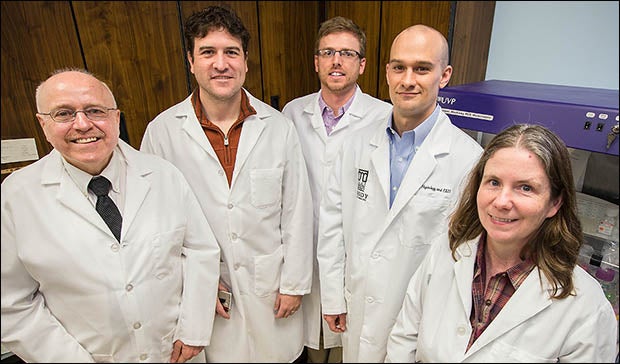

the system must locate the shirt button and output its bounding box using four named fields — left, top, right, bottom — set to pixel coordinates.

left=398, top=157, right=403, bottom=162
left=485, top=299, right=492, bottom=306
left=392, top=186, right=398, bottom=191
left=457, top=326, right=467, bottom=336
left=140, top=354, right=148, bottom=361
left=110, top=243, right=120, bottom=252
left=125, top=284, right=133, bottom=292
left=228, top=203, right=234, bottom=209
left=133, top=322, right=141, bottom=330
